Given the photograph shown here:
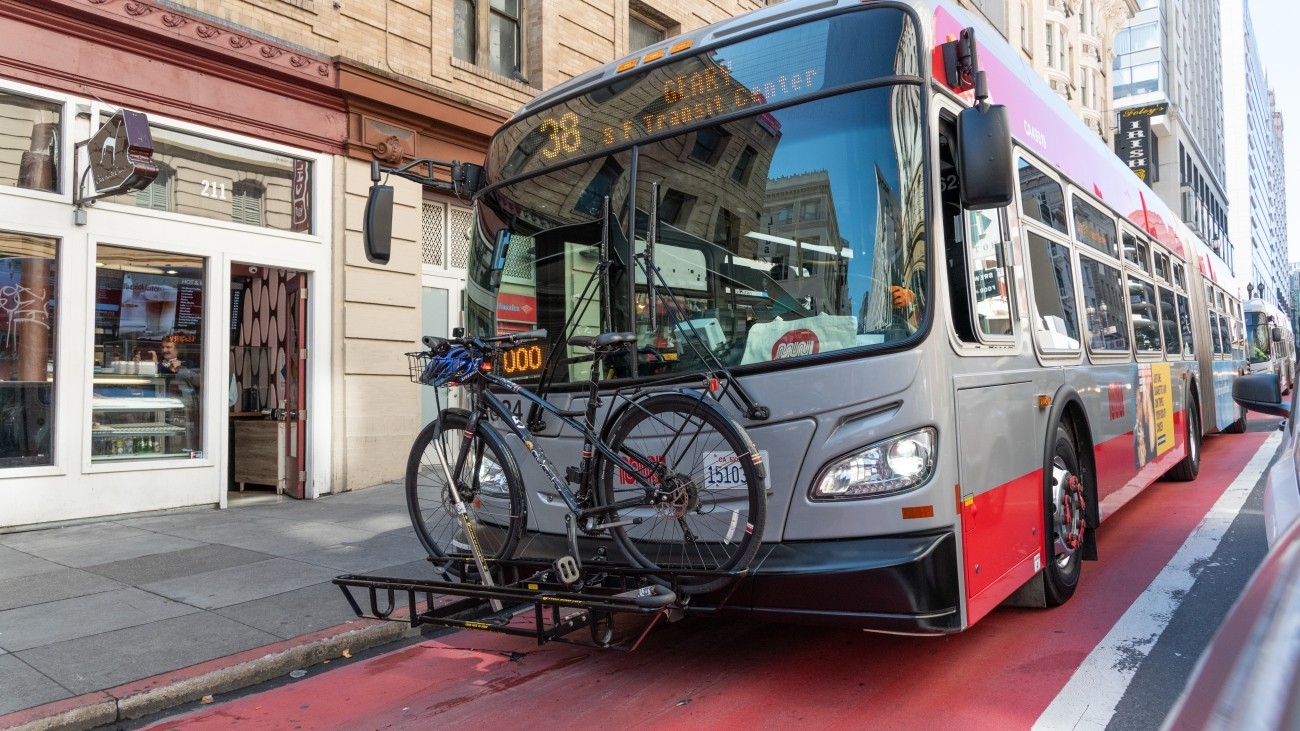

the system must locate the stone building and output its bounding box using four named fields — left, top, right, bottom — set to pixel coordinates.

left=958, top=0, right=1140, bottom=145
left=0, top=0, right=763, bottom=527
